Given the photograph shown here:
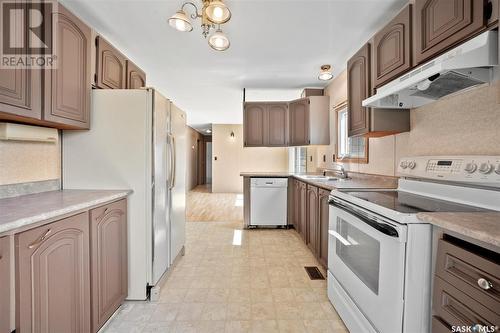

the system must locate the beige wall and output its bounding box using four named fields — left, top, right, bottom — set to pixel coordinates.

left=212, top=124, right=289, bottom=193
left=311, top=70, right=500, bottom=176
left=0, top=135, right=61, bottom=185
